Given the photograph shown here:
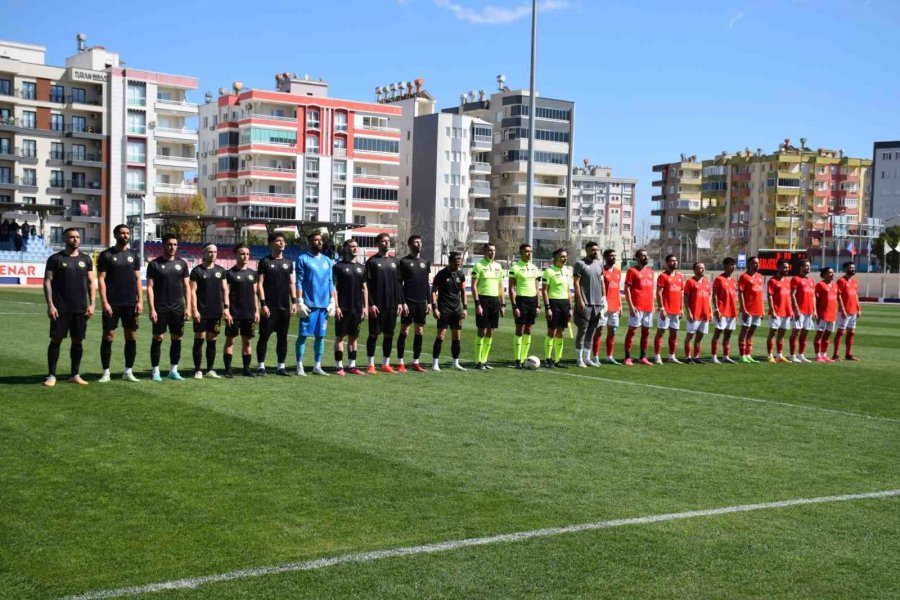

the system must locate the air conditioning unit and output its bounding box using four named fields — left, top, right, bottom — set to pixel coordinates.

left=207, top=174, right=215, bottom=180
